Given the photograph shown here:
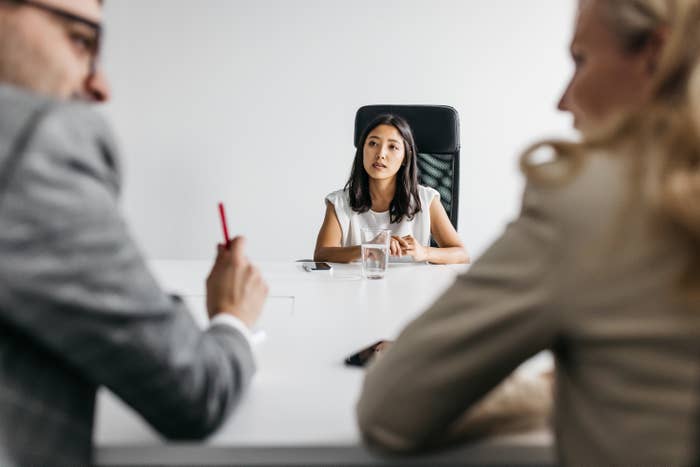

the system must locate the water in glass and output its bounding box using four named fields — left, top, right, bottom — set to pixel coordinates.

left=362, top=243, right=388, bottom=279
